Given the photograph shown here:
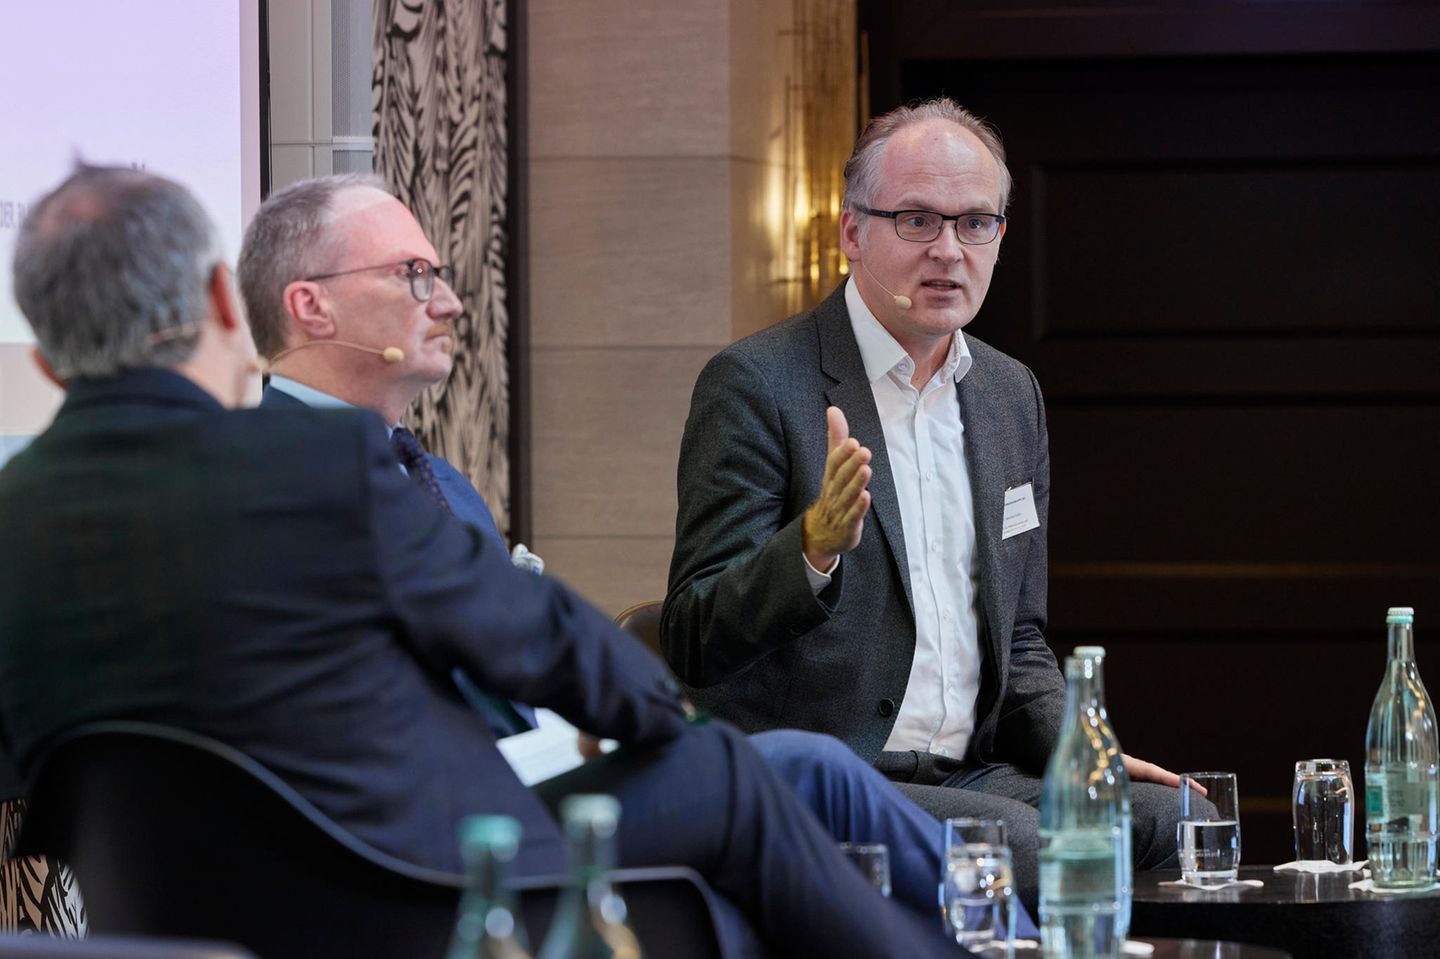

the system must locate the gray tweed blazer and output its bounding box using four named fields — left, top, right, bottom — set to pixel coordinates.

left=662, top=283, right=1065, bottom=772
